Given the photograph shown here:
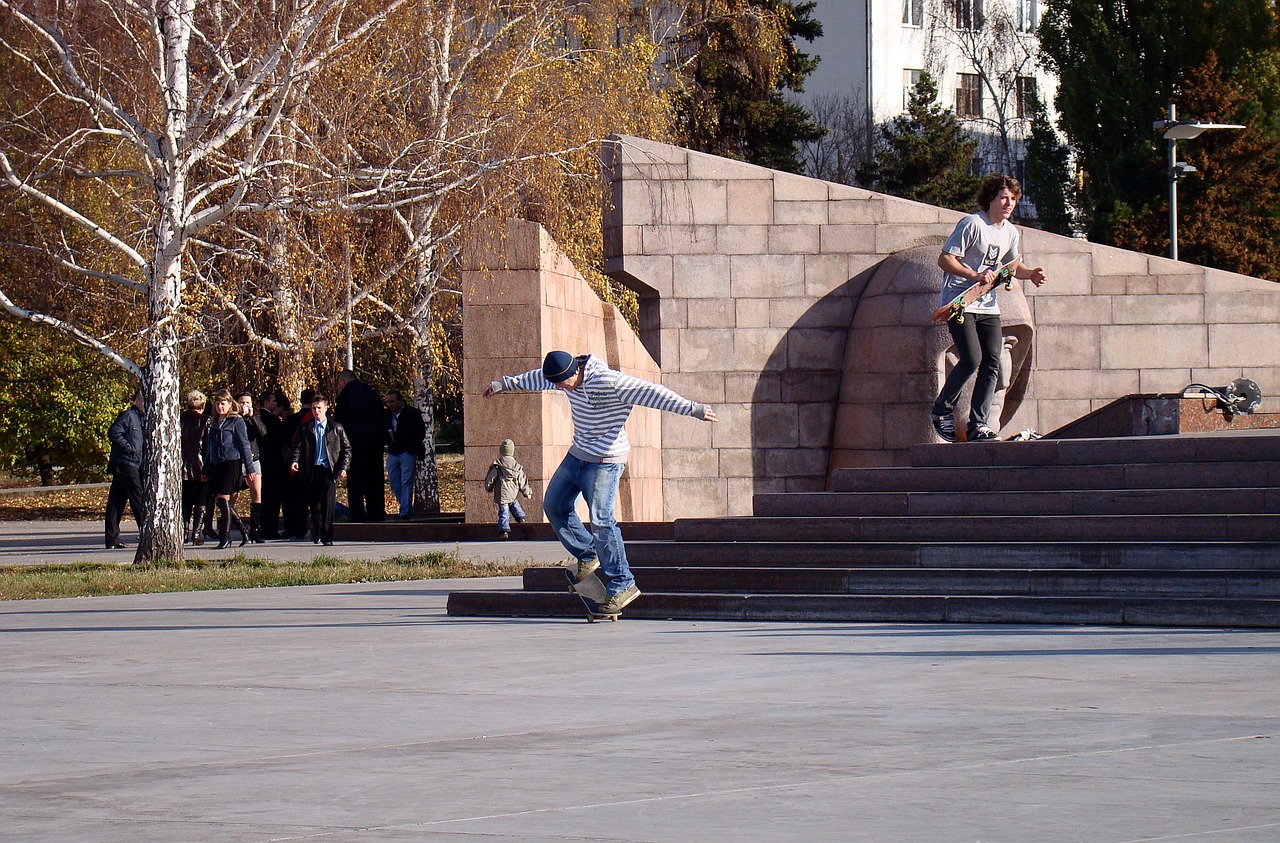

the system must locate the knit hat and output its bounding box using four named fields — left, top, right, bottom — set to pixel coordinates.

left=542, top=350, right=577, bottom=383
left=500, top=438, right=515, bottom=456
